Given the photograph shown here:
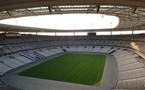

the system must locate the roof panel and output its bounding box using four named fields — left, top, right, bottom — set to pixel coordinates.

left=0, top=0, right=145, bottom=31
